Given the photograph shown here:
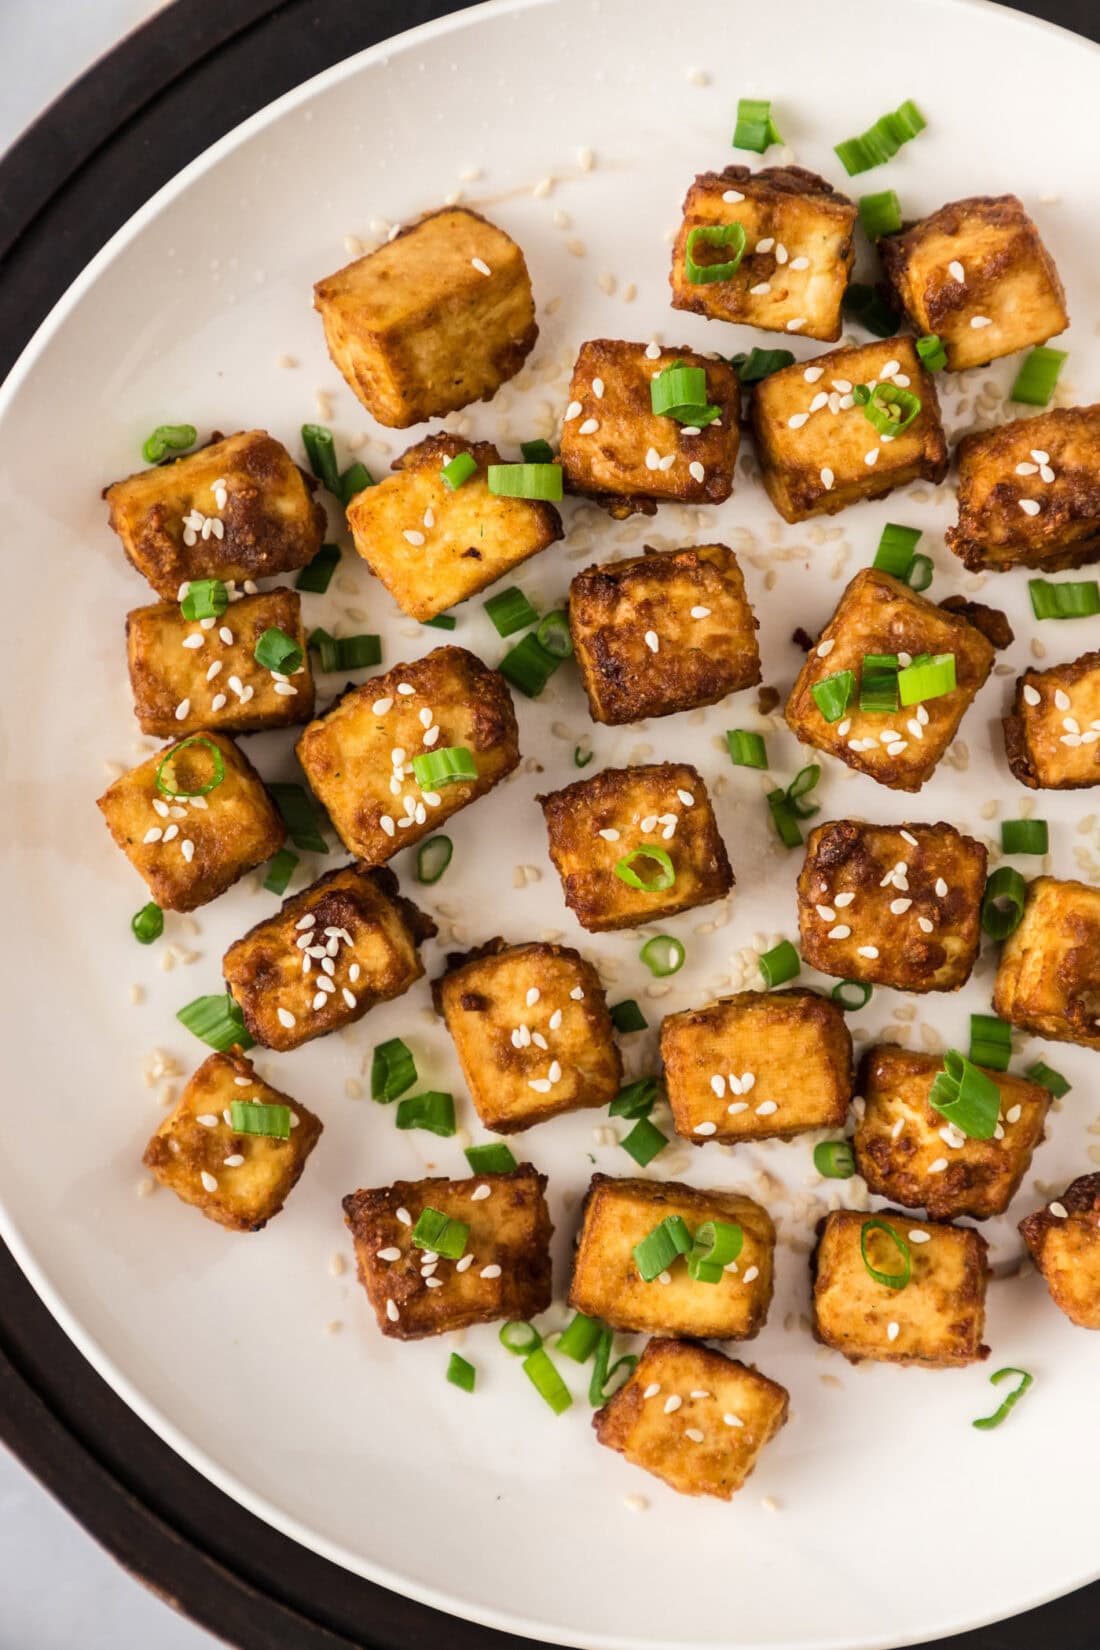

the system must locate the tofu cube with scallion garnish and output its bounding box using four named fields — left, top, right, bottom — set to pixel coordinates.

left=1004, top=649, right=1100, bottom=789
left=784, top=569, right=995, bottom=791
left=993, top=874, right=1100, bottom=1050
left=341, top=1165, right=552, bottom=1340
left=1019, top=1174, right=1100, bottom=1330
left=295, top=645, right=519, bottom=867
left=142, top=1050, right=322, bottom=1232
left=558, top=340, right=740, bottom=519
